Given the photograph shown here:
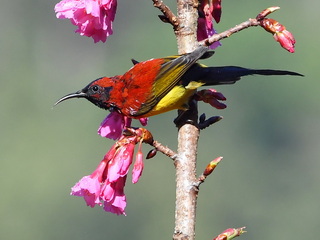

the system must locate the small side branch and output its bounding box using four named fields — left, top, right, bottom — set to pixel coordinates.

left=200, top=18, right=260, bottom=47
left=199, top=6, right=295, bottom=52
left=125, top=127, right=177, bottom=160
left=151, top=140, right=178, bottom=160
left=152, top=0, right=180, bottom=30
left=195, top=157, right=223, bottom=187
